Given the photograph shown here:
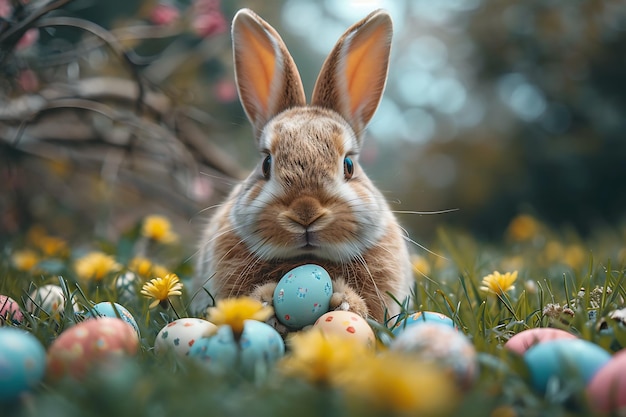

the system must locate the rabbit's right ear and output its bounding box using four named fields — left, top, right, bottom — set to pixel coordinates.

left=232, top=9, right=306, bottom=138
